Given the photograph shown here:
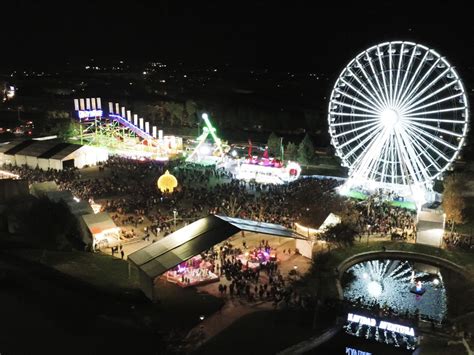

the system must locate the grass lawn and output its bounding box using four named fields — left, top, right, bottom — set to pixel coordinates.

left=196, top=310, right=317, bottom=355
left=6, top=248, right=137, bottom=293
left=345, top=189, right=417, bottom=210
left=4, top=248, right=223, bottom=337
left=139, top=278, right=224, bottom=334
left=346, top=190, right=367, bottom=200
